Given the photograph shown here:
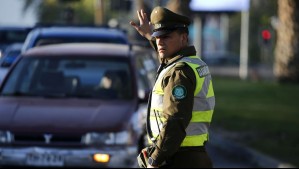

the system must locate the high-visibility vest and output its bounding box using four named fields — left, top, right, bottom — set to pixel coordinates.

left=149, top=56, right=215, bottom=147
